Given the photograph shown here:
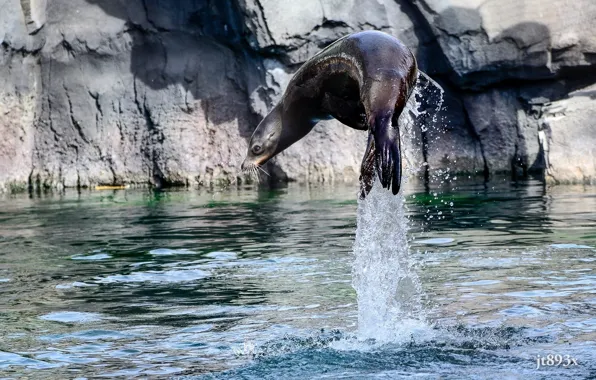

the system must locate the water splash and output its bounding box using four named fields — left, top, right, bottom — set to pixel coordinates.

left=349, top=73, right=445, bottom=343
left=351, top=179, right=431, bottom=343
